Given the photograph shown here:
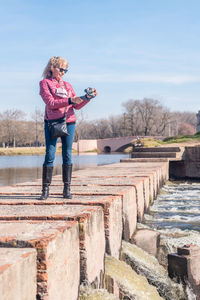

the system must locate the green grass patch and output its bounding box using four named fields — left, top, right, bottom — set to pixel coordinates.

left=0, top=147, right=62, bottom=156
left=162, top=132, right=200, bottom=143
left=132, top=133, right=200, bottom=148
left=84, top=148, right=101, bottom=153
